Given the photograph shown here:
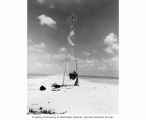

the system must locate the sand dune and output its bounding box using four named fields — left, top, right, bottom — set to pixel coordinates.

left=27, top=75, right=118, bottom=114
